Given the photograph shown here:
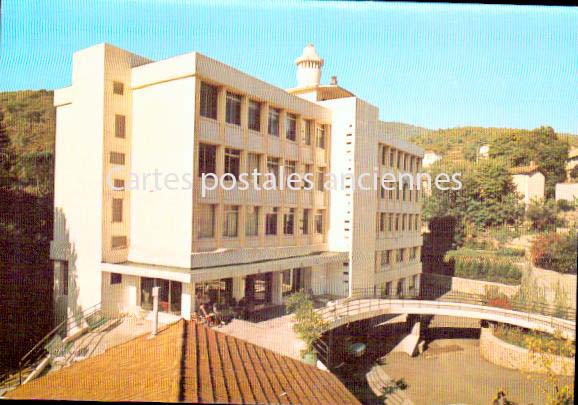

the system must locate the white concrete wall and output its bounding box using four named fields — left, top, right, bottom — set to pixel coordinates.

left=555, top=183, right=578, bottom=202
left=52, top=45, right=107, bottom=319
left=512, top=172, right=545, bottom=205
left=129, top=77, right=197, bottom=268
